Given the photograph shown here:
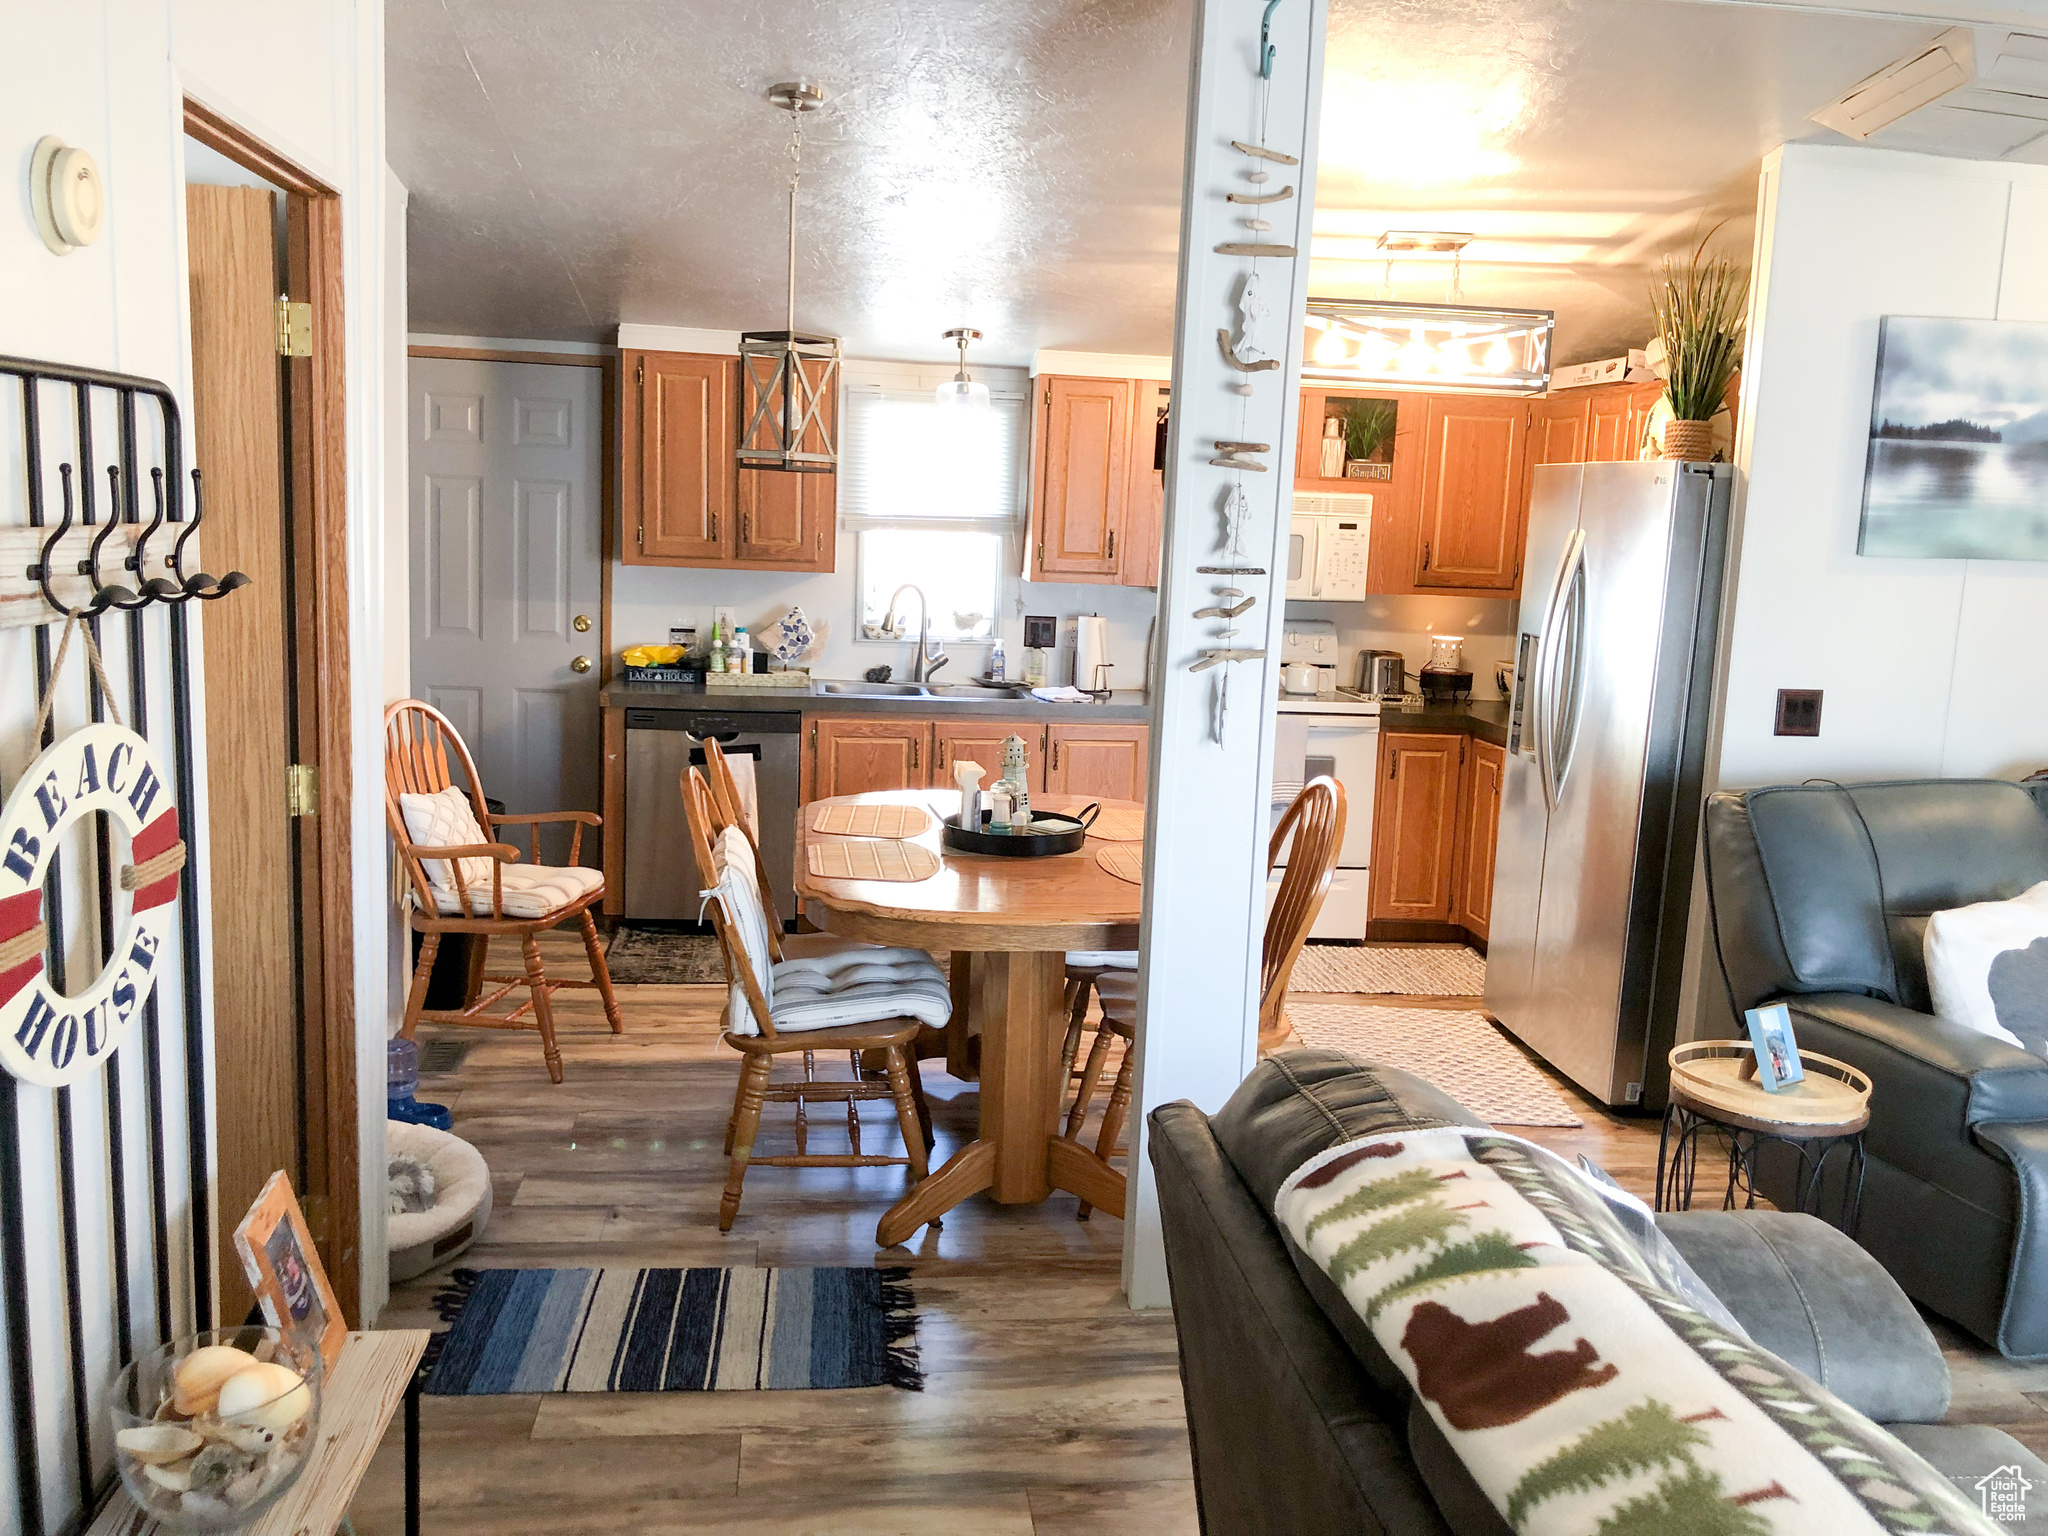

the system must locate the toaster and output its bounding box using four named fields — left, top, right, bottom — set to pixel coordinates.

left=1357, top=649, right=1406, bottom=696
